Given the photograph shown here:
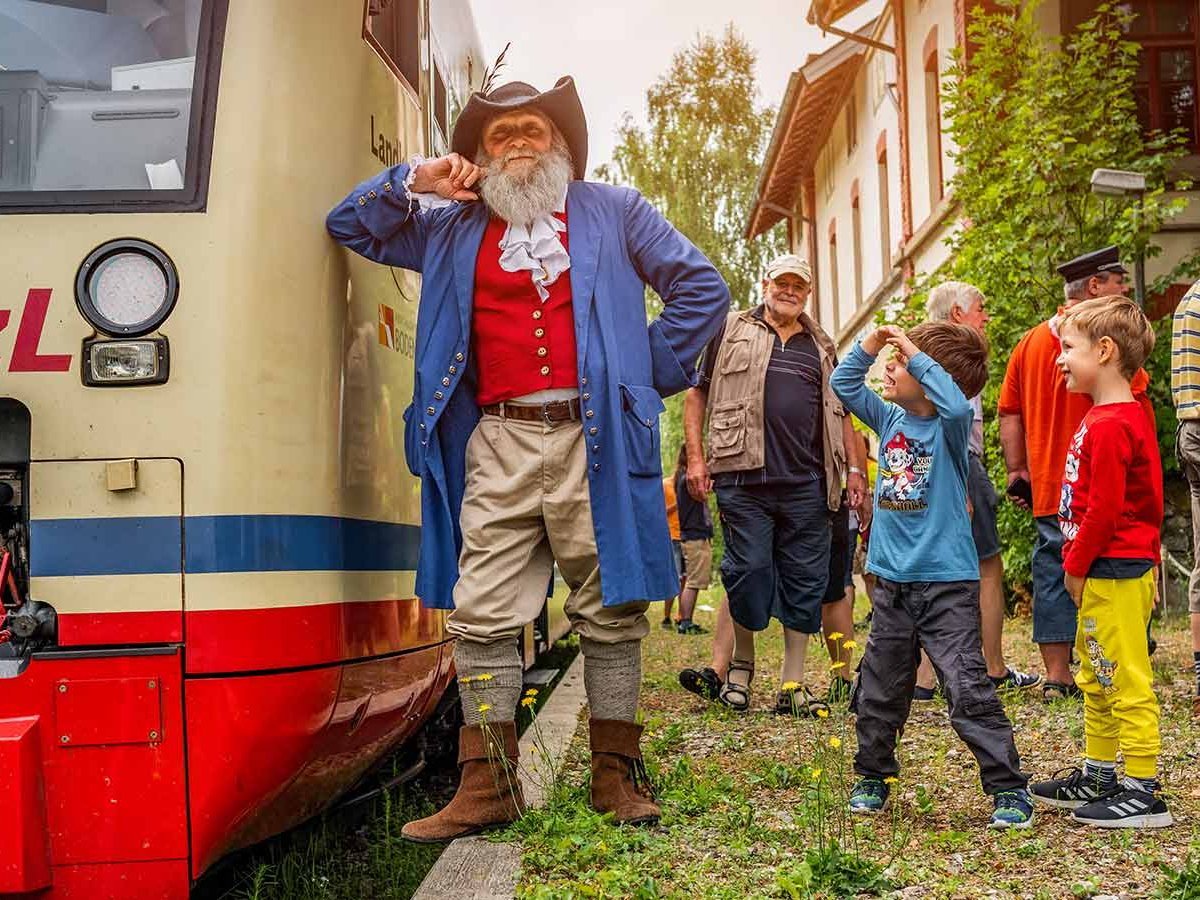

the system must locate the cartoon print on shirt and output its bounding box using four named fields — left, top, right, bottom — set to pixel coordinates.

left=1059, top=423, right=1087, bottom=541
left=878, top=431, right=931, bottom=510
